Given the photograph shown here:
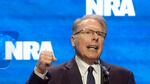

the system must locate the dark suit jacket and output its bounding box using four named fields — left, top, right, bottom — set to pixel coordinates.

left=28, top=59, right=135, bottom=84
